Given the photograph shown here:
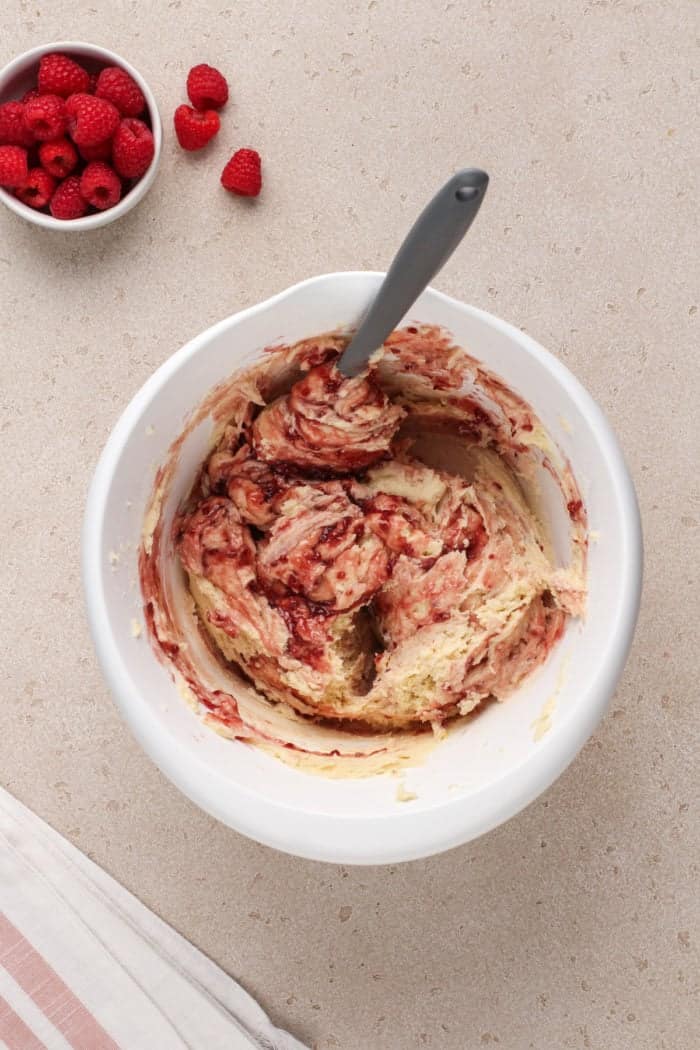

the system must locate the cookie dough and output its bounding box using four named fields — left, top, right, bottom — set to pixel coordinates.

left=168, top=327, right=586, bottom=731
